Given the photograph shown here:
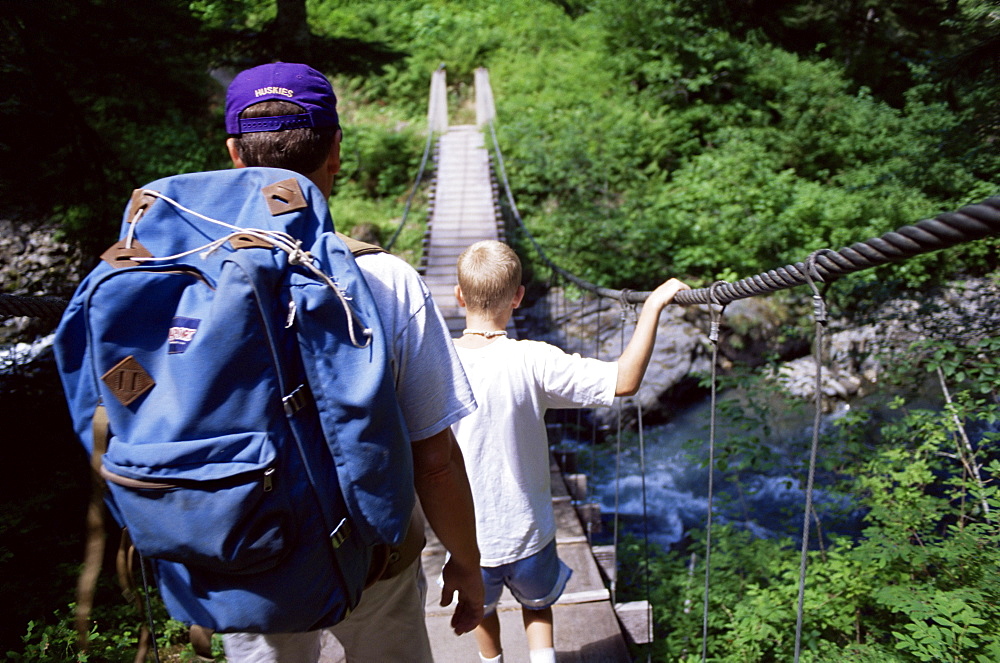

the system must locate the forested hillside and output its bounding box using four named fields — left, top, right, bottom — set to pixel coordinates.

left=2, top=1, right=999, bottom=661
